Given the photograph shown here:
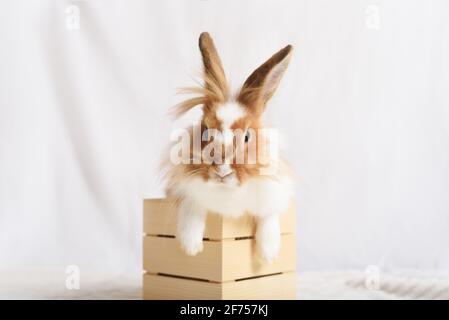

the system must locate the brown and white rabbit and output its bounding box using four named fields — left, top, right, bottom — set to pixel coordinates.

left=163, top=32, right=294, bottom=262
